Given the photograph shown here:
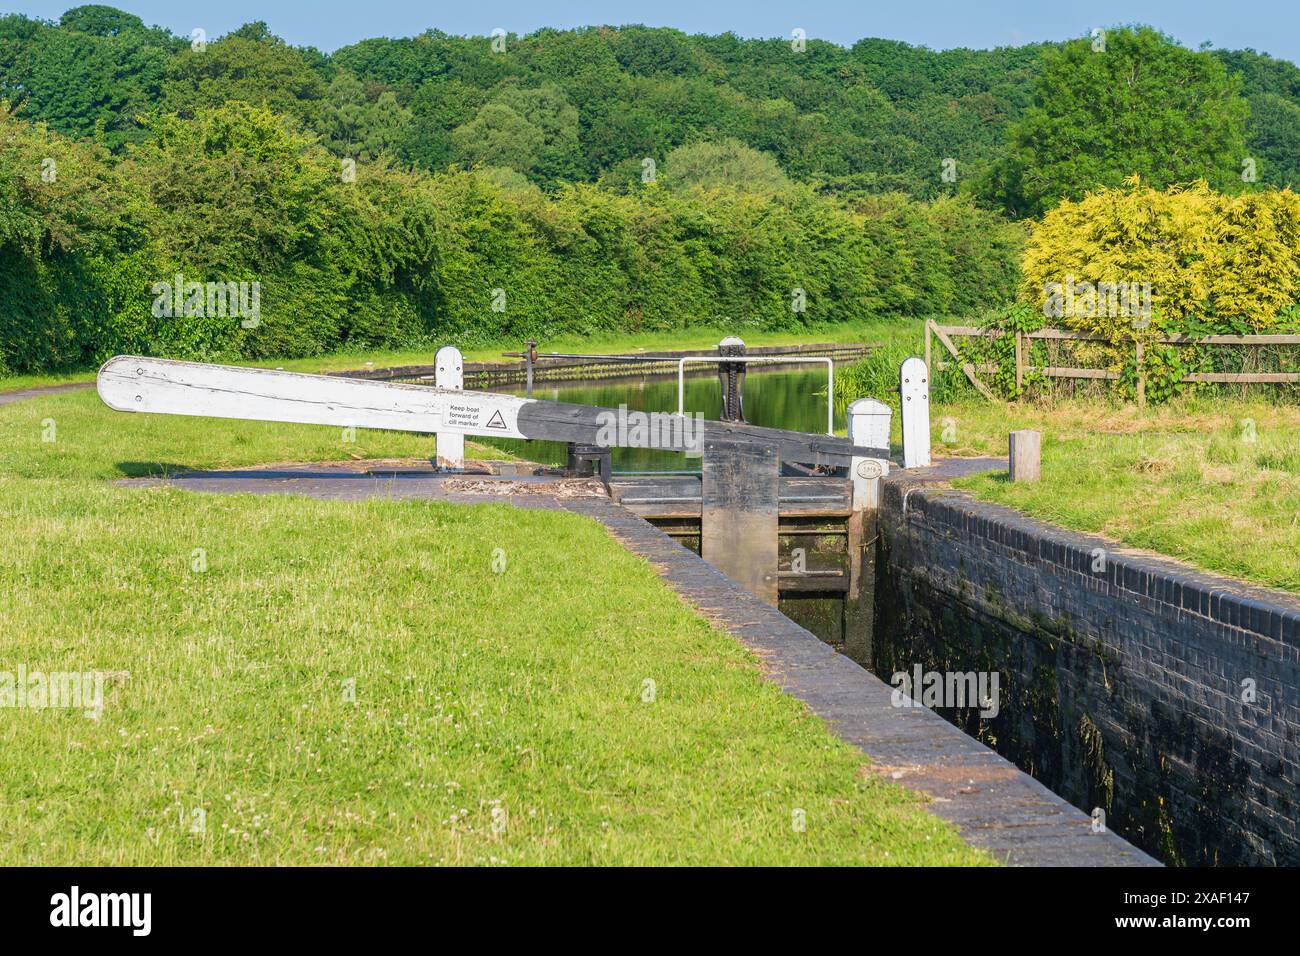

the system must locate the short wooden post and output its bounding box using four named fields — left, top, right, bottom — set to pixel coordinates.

left=435, top=345, right=464, bottom=470
left=900, top=357, right=931, bottom=468
left=1008, top=430, right=1041, bottom=483
left=701, top=438, right=779, bottom=605
left=845, top=399, right=891, bottom=665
